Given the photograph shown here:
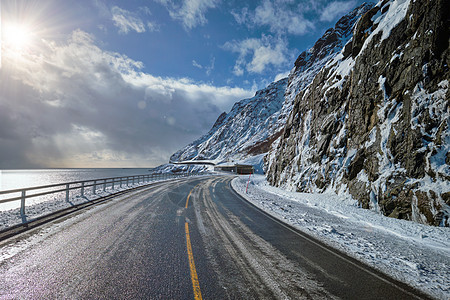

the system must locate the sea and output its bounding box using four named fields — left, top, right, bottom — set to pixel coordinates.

left=0, top=168, right=155, bottom=211
left=0, top=168, right=154, bottom=191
